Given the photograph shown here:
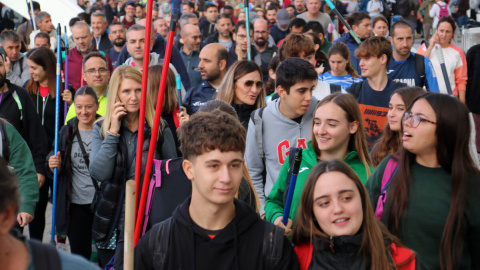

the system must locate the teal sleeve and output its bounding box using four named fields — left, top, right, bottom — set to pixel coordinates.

left=265, top=159, right=291, bottom=223
left=366, top=155, right=390, bottom=211
left=6, top=123, right=39, bottom=216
